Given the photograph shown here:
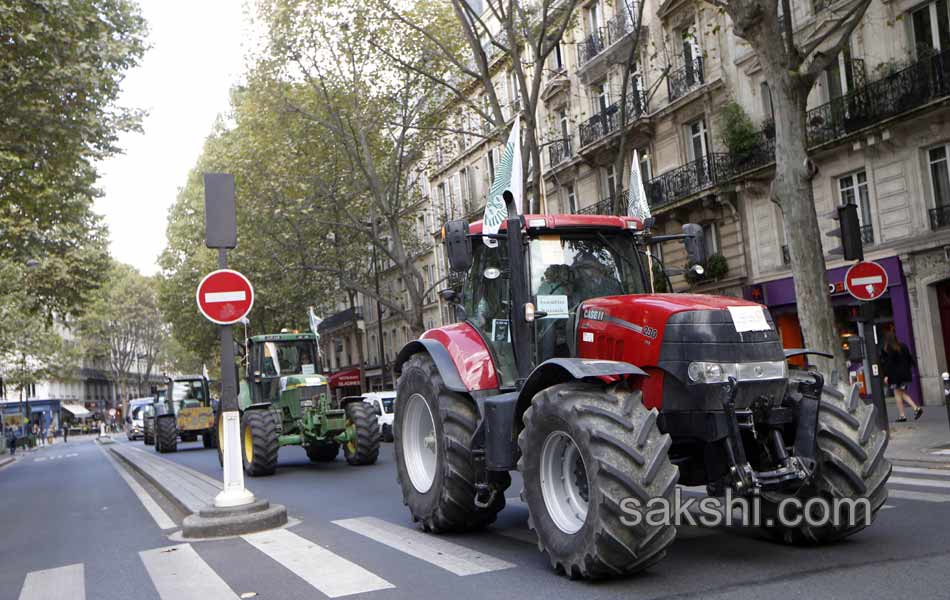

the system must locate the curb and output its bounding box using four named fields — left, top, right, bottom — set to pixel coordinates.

left=108, top=446, right=287, bottom=538
left=0, top=456, right=15, bottom=469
